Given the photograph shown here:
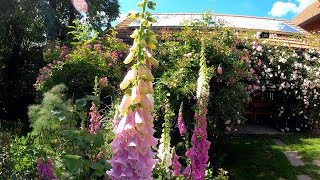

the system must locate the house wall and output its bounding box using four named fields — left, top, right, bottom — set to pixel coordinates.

left=292, top=1, right=320, bottom=27
left=301, top=18, right=320, bottom=32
